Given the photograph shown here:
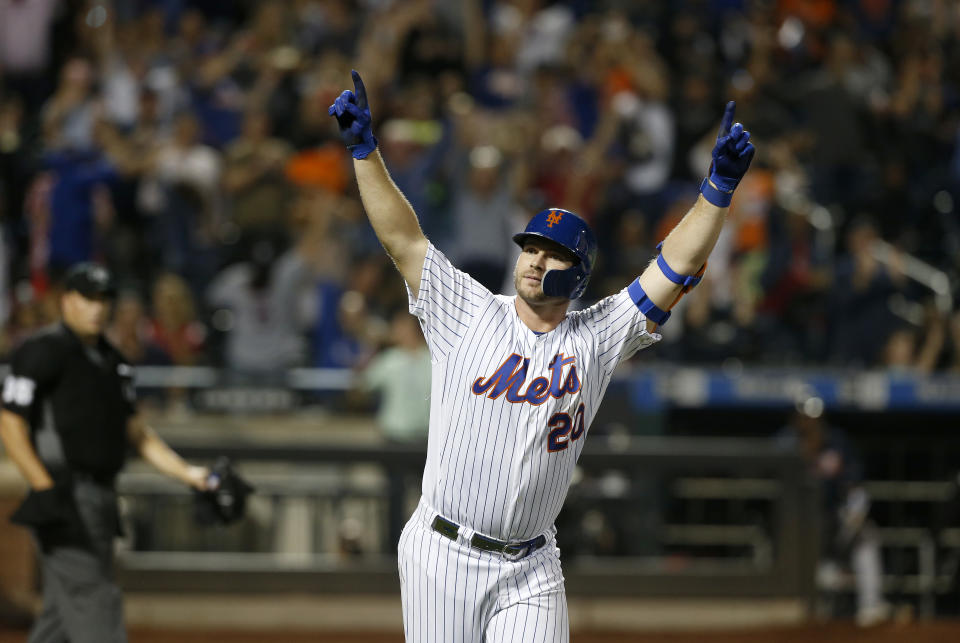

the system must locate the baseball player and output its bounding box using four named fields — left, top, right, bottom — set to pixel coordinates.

left=330, top=71, right=754, bottom=642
